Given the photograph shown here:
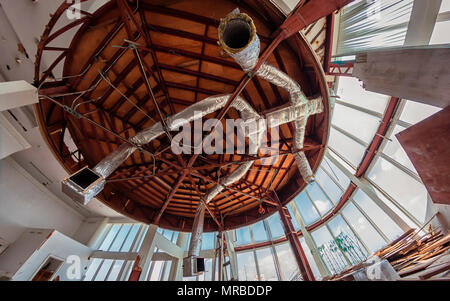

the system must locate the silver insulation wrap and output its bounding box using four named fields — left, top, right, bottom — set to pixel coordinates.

left=93, top=143, right=138, bottom=178
left=256, top=63, right=309, bottom=105
left=218, top=10, right=325, bottom=184
left=187, top=202, right=206, bottom=257
left=188, top=95, right=264, bottom=257
left=256, top=64, right=323, bottom=183
left=61, top=176, right=105, bottom=206
left=218, top=9, right=260, bottom=73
